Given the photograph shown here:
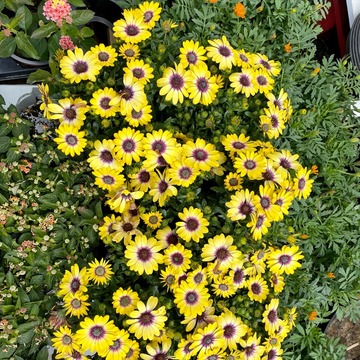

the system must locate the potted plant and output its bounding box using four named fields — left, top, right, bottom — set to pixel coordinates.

left=0, top=0, right=107, bottom=65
